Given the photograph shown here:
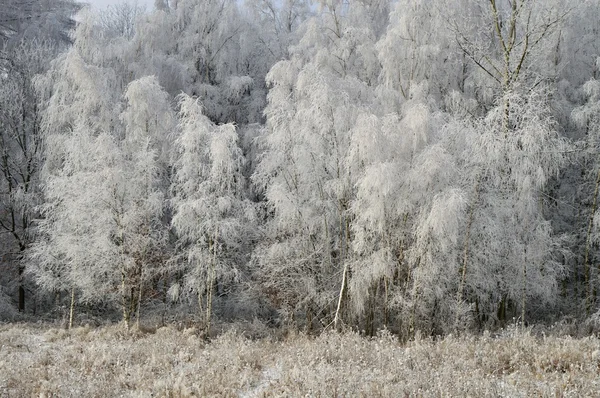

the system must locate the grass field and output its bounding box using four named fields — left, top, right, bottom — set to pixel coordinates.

left=0, top=323, right=599, bottom=397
